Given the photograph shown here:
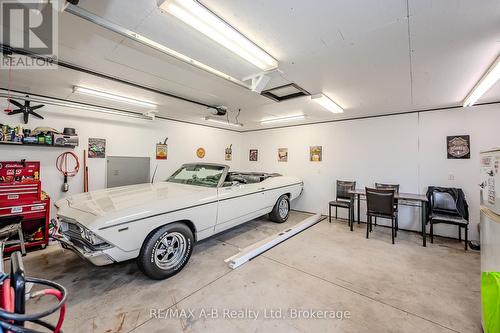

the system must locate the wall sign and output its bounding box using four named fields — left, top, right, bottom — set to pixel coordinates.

left=88, top=138, right=106, bottom=158
left=196, top=147, right=206, bottom=159
left=156, top=137, right=168, bottom=160
left=249, top=149, right=258, bottom=162
left=278, top=148, right=288, bottom=162
left=447, top=135, right=470, bottom=159
left=310, top=146, right=322, bottom=162
left=225, top=144, right=232, bottom=161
